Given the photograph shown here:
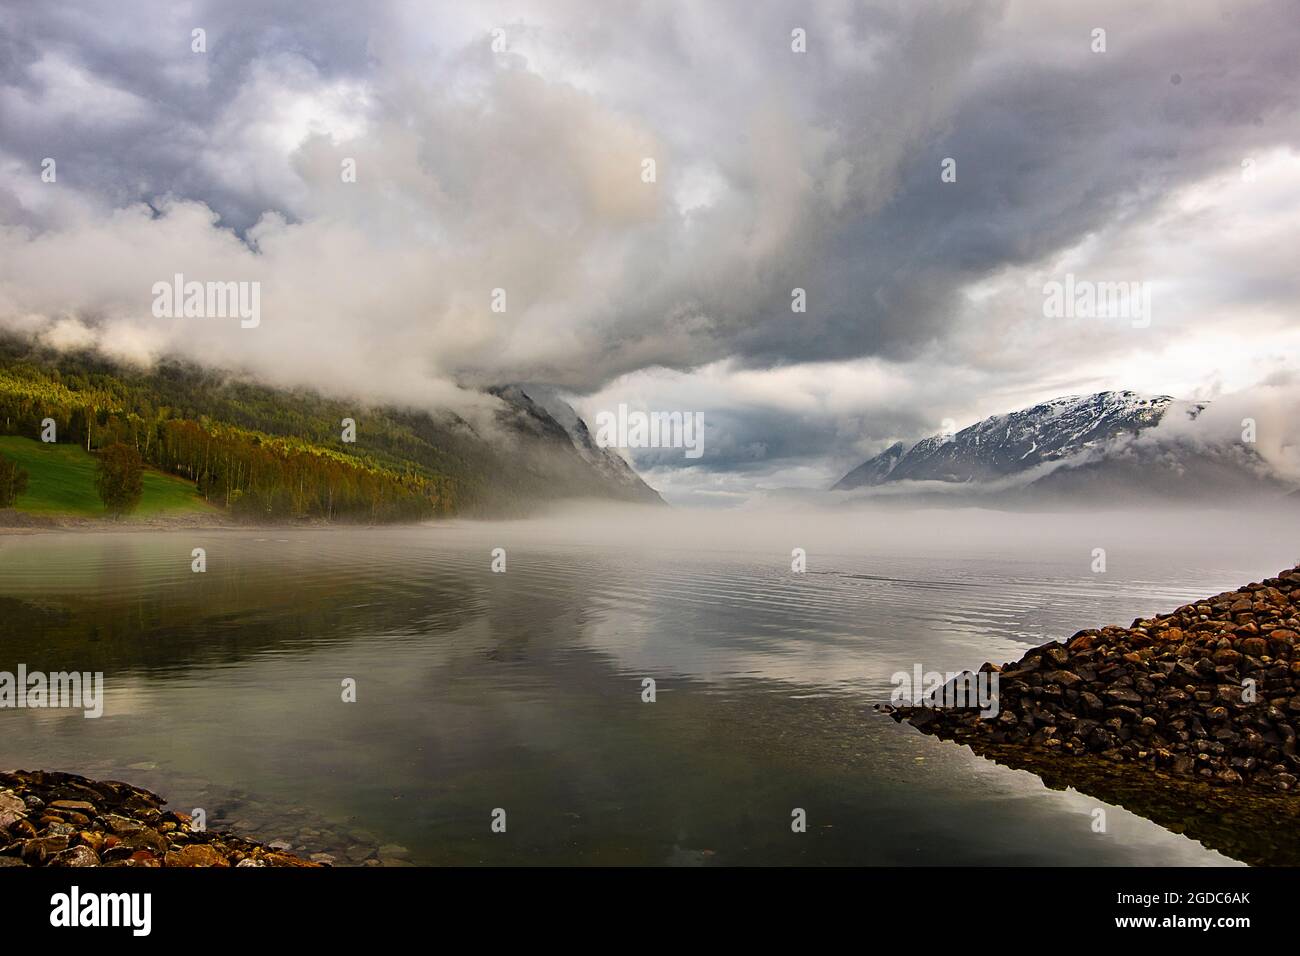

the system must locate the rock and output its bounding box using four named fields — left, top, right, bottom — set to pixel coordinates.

left=49, top=845, right=101, bottom=867
left=102, top=814, right=144, bottom=836
left=119, top=828, right=168, bottom=855
left=1104, top=687, right=1143, bottom=705
left=1171, top=755, right=1197, bottom=774
left=887, top=563, right=1300, bottom=793
left=1242, top=637, right=1269, bottom=657
left=908, top=708, right=939, bottom=728
left=1079, top=691, right=1104, bottom=712
left=164, top=844, right=231, bottom=867
left=259, top=850, right=320, bottom=867
left=48, top=799, right=97, bottom=814
left=0, top=791, right=27, bottom=831
left=1047, top=670, right=1084, bottom=688
left=21, top=835, right=70, bottom=865
left=0, top=769, right=325, bottom=869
